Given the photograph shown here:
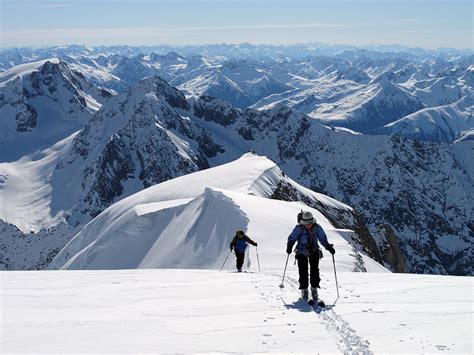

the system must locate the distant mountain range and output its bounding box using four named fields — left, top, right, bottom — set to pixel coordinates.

left=2, top=45, right=471, bottom=143
left=0, top=46, right=472, bottom=276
